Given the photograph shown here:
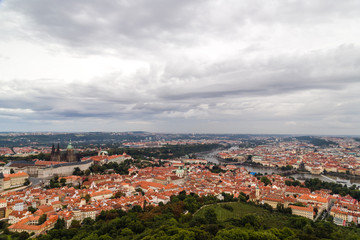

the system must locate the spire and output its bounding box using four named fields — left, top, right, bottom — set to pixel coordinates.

left=51, top=144, right=55, bottom=155
left=56, top=143, right=60, bottom=153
